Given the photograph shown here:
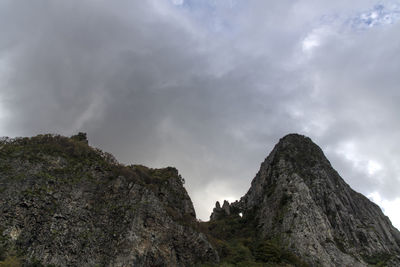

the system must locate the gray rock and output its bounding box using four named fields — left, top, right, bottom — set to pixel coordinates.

left=2, top=133, right=400, bottom=266
left=0, top=134, right=218, bottom=267
left=237, top=134, right=400, bottom=266
left=210, top=200, right=232, bottom=221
